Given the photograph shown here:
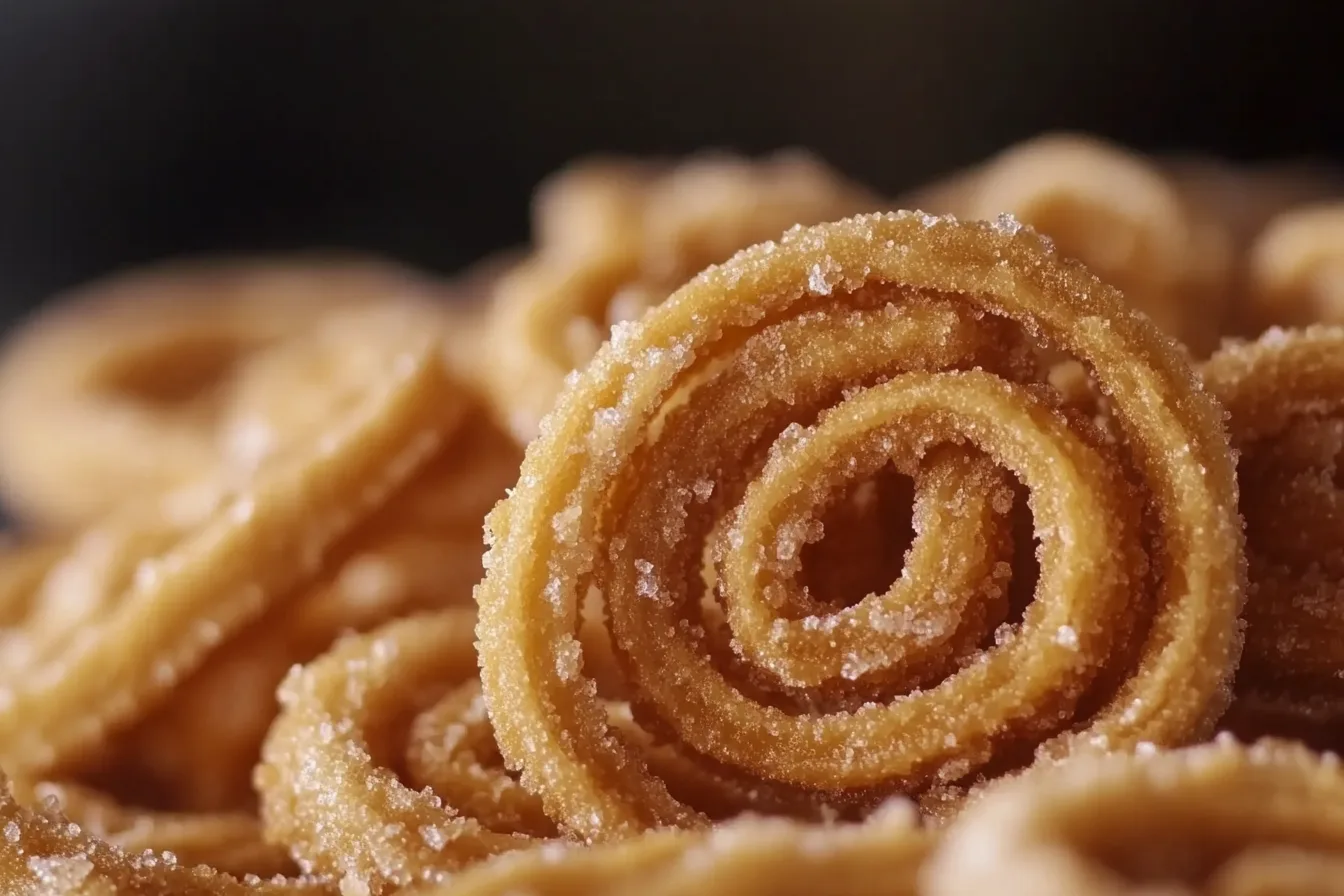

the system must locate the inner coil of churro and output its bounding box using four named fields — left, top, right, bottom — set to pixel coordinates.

left=0, top=137, right=1342, bottom=895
